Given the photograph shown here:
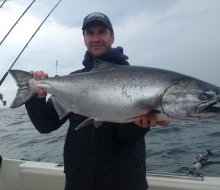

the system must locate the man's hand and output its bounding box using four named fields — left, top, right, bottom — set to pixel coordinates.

left=134, top=110, right=170, bottom=128
left=30, top=71, right=48, bottom=98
